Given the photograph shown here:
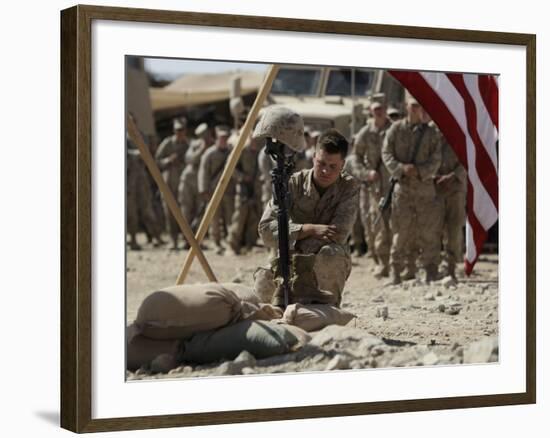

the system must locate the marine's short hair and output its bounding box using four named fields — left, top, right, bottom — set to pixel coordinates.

left=316, top=129, right=348, bottom=159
